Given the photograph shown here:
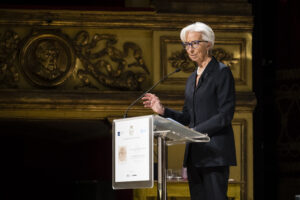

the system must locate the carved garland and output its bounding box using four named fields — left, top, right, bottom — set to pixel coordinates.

left=73, top=31, right=149, bottom=91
